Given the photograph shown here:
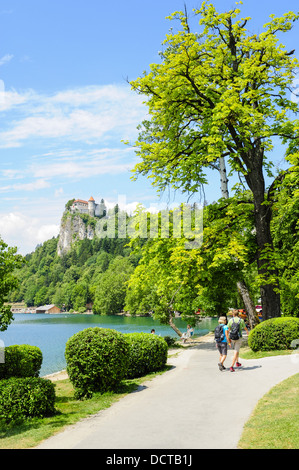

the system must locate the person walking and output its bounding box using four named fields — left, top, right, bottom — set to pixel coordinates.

left=228, top=309, right=249, bottom=372
left=214, top=316, right=229, bottom=371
